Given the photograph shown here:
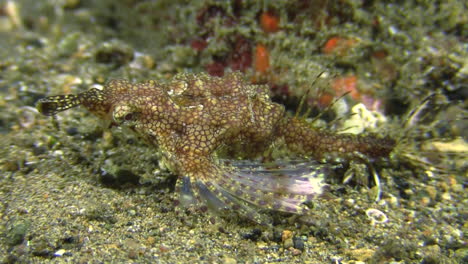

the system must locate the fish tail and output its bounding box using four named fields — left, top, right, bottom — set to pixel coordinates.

left=281, top=117, right=396, bottom=160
